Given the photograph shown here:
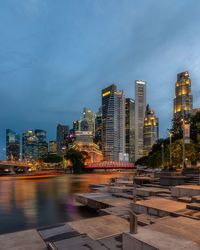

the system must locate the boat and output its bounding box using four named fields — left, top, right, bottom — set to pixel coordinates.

left=1, top=170, right=65, bottom=180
